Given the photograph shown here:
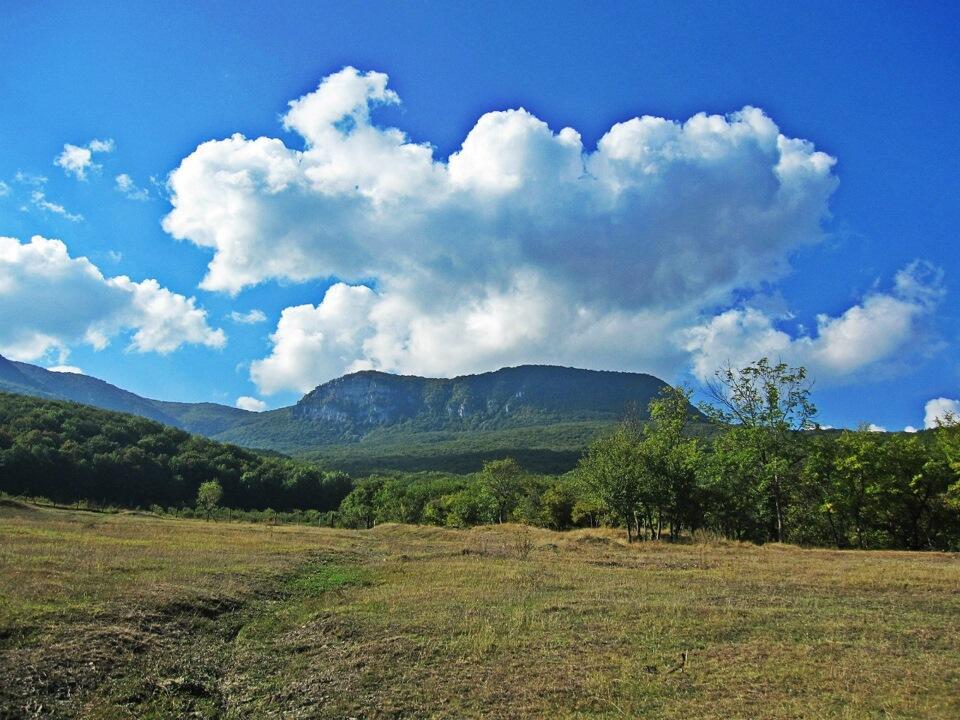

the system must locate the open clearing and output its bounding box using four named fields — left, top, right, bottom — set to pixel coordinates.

left=1, top=501, right=958, bottom=719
